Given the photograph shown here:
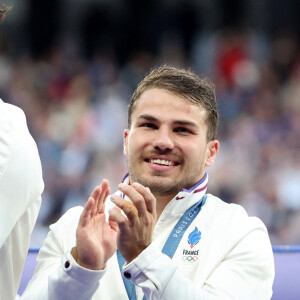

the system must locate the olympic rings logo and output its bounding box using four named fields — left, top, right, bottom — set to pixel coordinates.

left=182, top=256, right=198, bottom=263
